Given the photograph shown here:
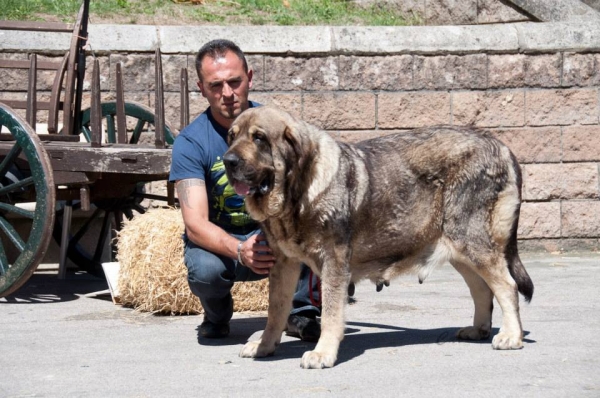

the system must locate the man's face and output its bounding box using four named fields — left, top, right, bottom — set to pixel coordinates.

left=197, top=50, right=253, bottom=128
